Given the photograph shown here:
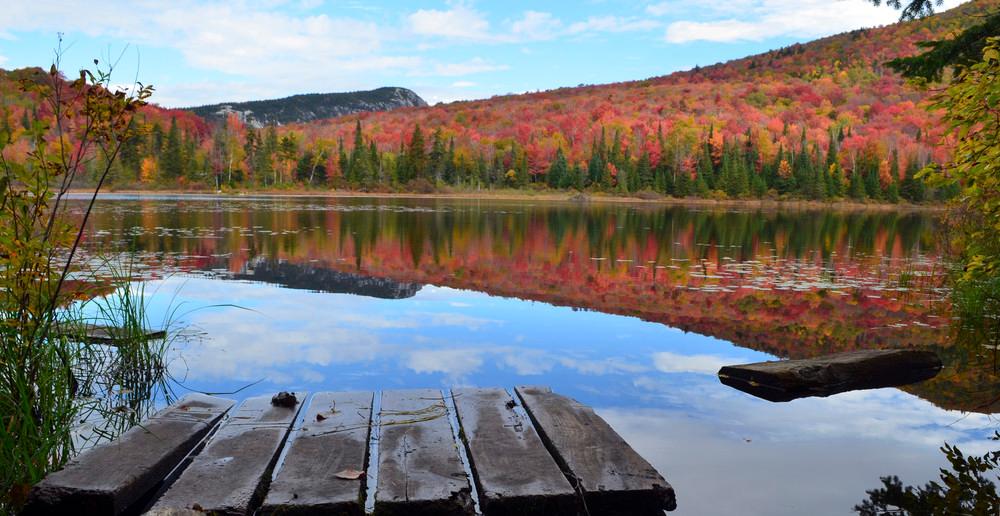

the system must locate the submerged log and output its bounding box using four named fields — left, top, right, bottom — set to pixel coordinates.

left=717, top=349, right=942, bottom=402
left=54, top=323, right=166, bottom=345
